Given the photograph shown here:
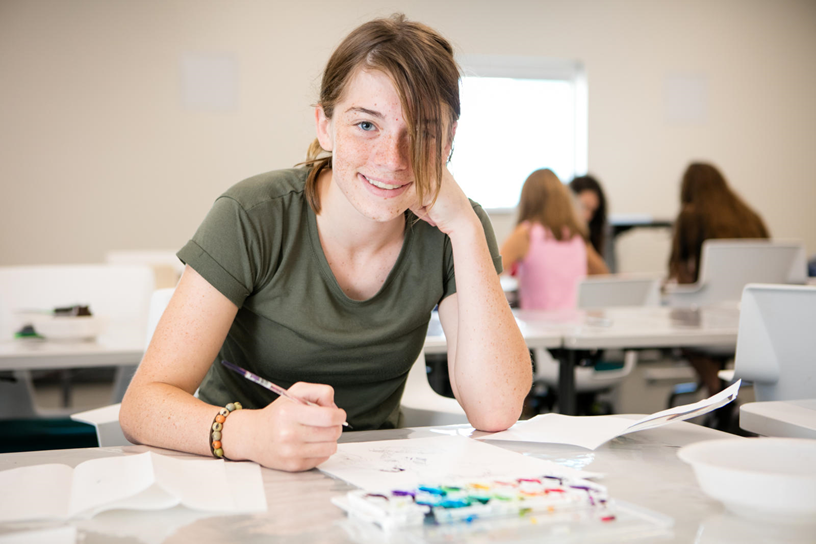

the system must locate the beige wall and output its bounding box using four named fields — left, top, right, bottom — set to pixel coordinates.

left=2, top=0, right=814, bottom=265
